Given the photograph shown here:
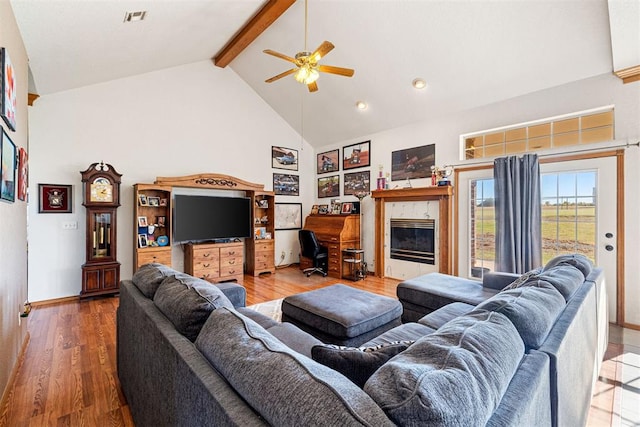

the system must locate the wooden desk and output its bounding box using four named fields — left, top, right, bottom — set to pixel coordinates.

left=301, top=214, right=360, bottom=279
